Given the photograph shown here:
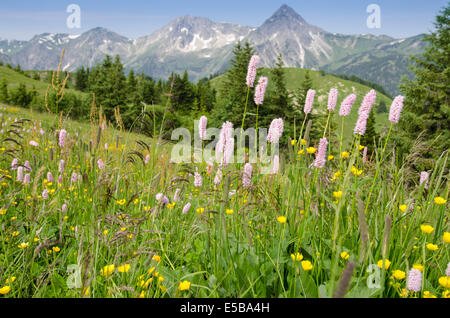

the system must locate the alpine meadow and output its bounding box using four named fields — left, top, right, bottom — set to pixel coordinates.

left=0, top=3, right=448, bottom=300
